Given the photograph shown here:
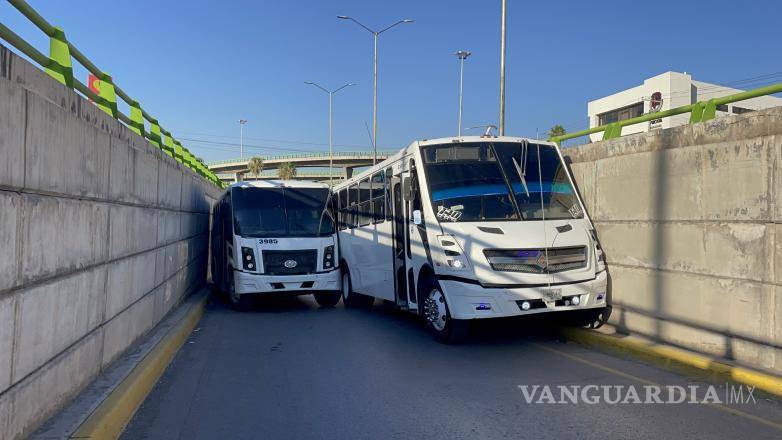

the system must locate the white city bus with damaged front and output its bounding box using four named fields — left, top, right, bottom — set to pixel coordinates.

left=333, top=136, right=609, bottom=343
left=211, top=180, right=340, bottom=310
